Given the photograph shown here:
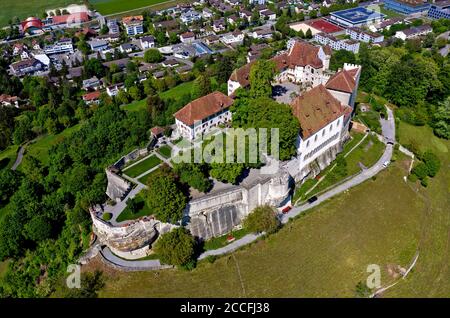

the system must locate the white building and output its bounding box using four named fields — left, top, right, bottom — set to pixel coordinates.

left=44, top=38, right=74, bottom=55
left=220, top=30, right=245, bottom=45
left=314, top=32, right=360, bottom=54
left=180, top=32, right=195, bottom=43
left=106, top=83, right=125, bottom=97
left=180, top=10, right=202, bottom=24
left=394, top=24, right=433, bottom=41
left=248, top=28, right=273, bottom=40
left=87, top=39, right=109, bottom=52
left=122, top=16, right=144, bottom=36
left=345, top=27, right=384, bottom=43
left=174, top=91, right=234, bottom=140
left=140, top=36, right=155, bottom=49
